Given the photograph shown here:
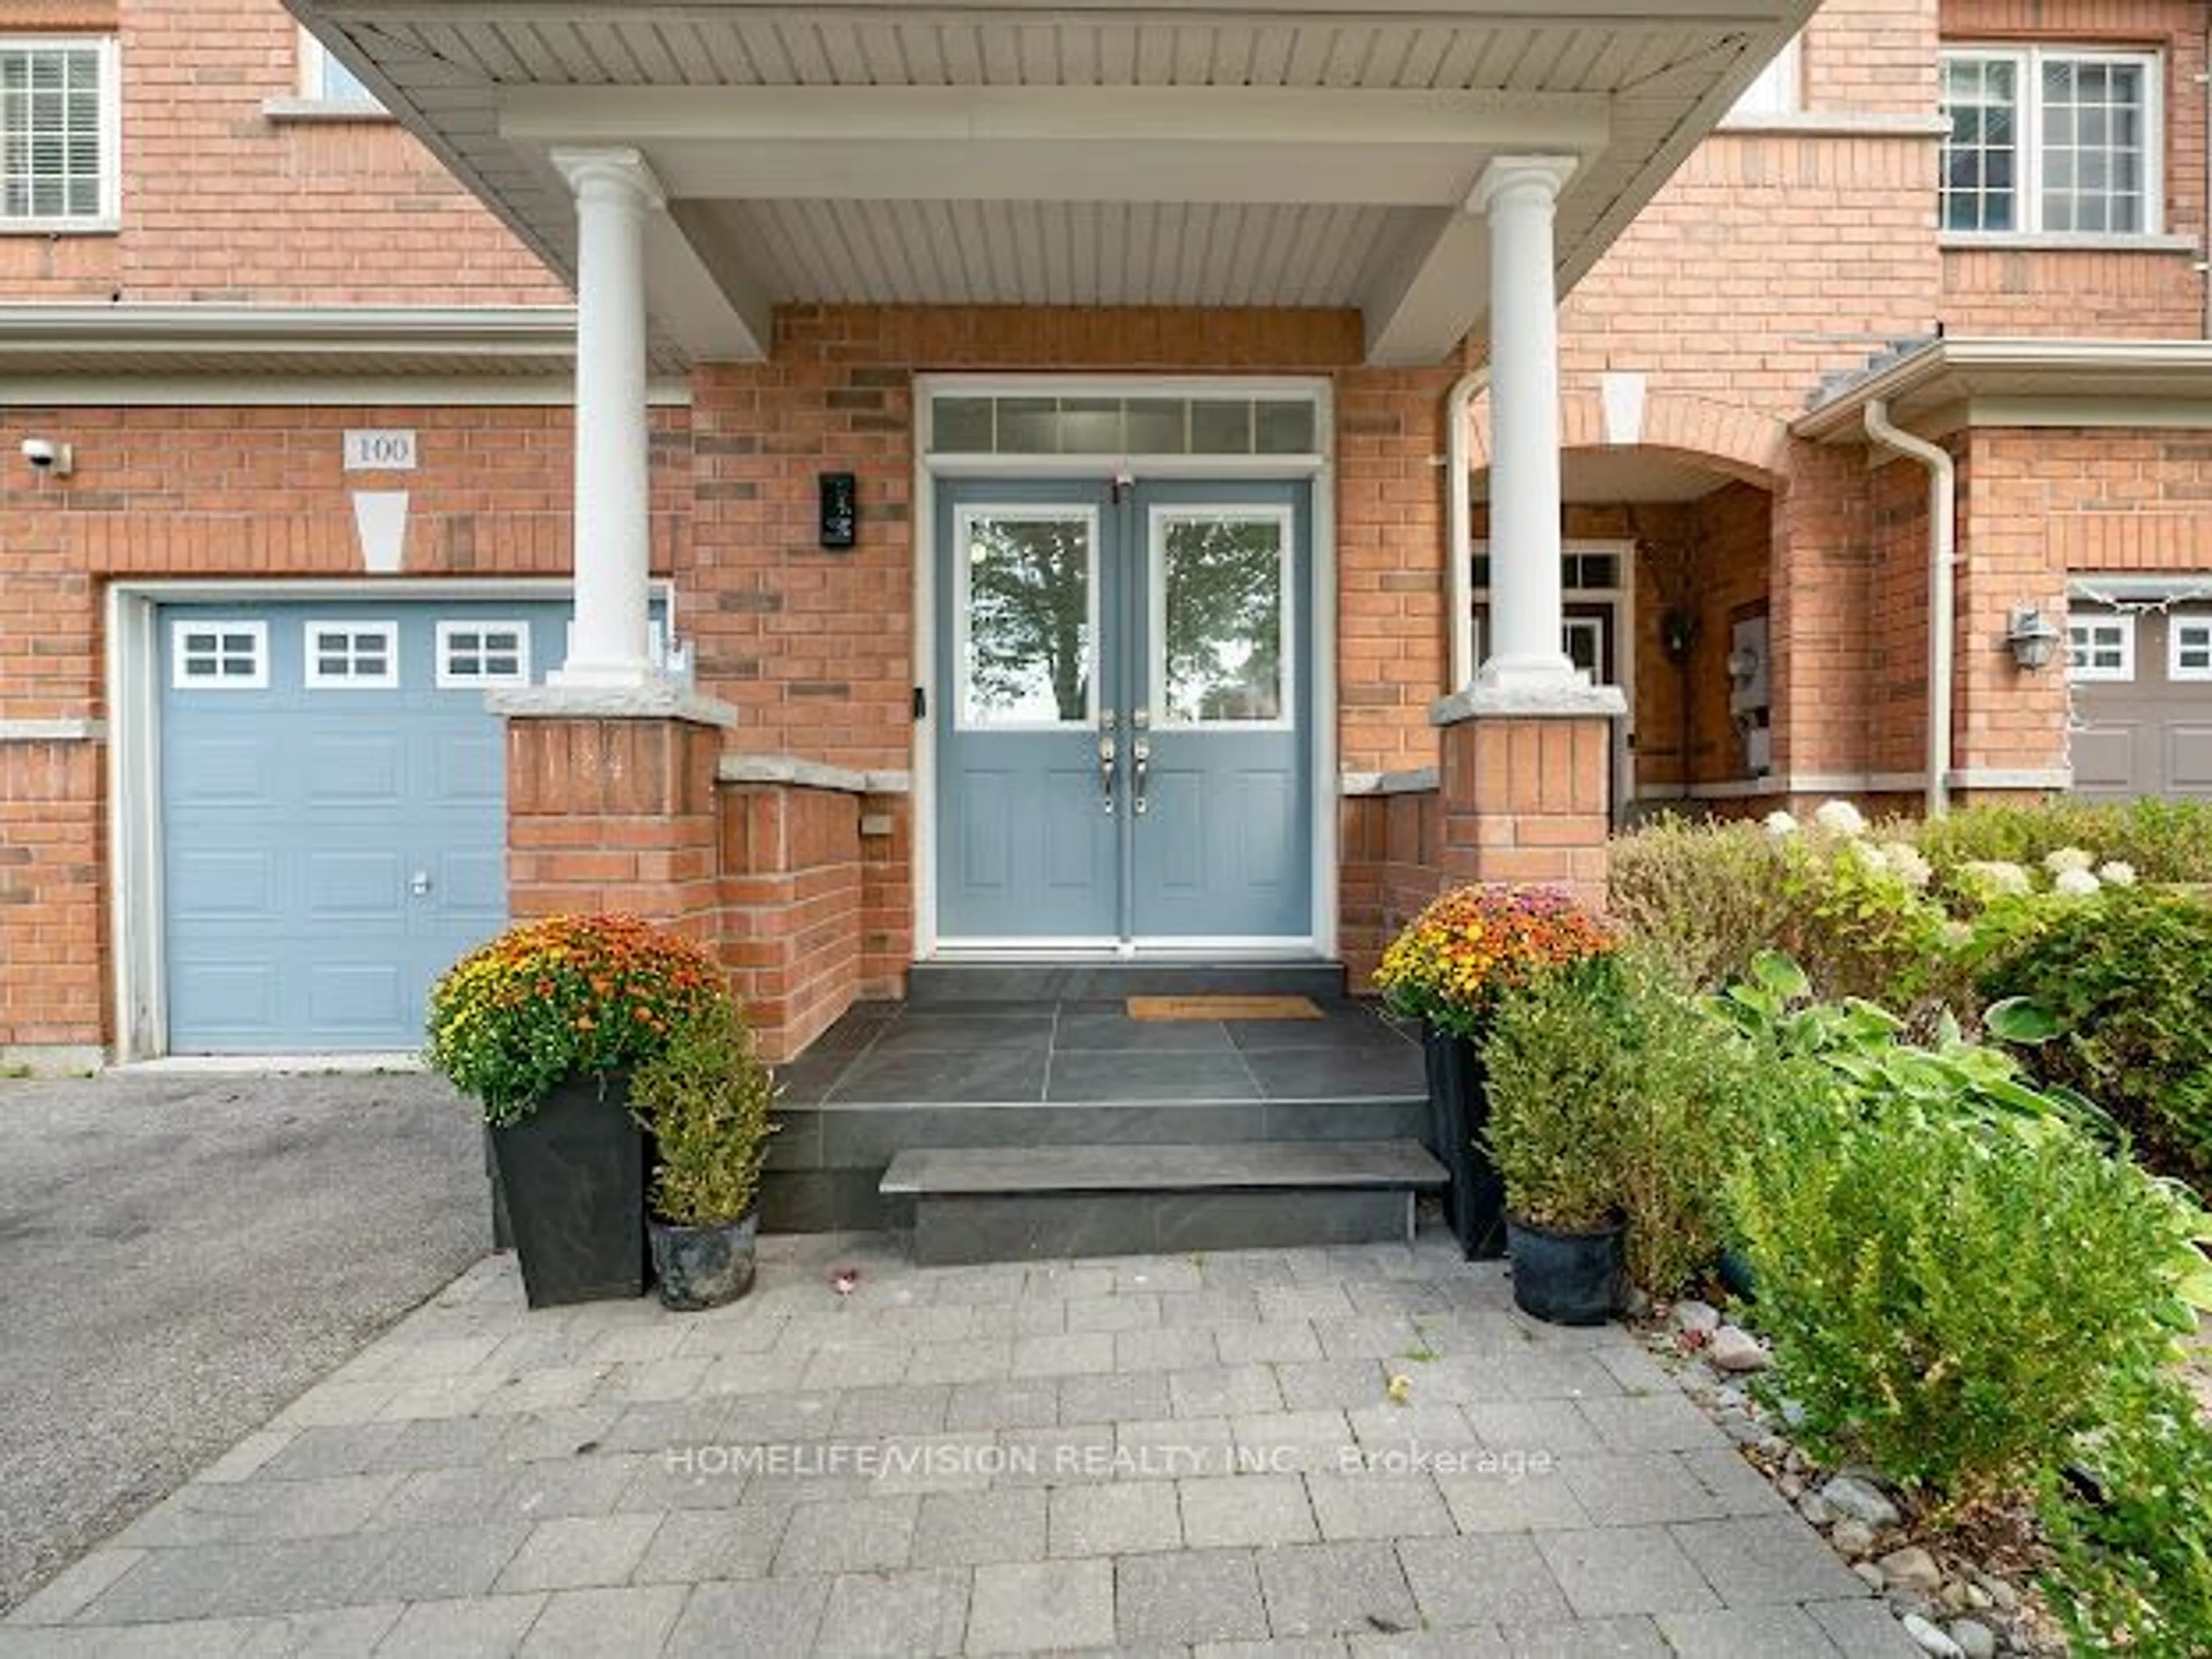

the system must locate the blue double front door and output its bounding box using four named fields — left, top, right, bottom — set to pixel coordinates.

left=935, top=479, right=1314, bottom=946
